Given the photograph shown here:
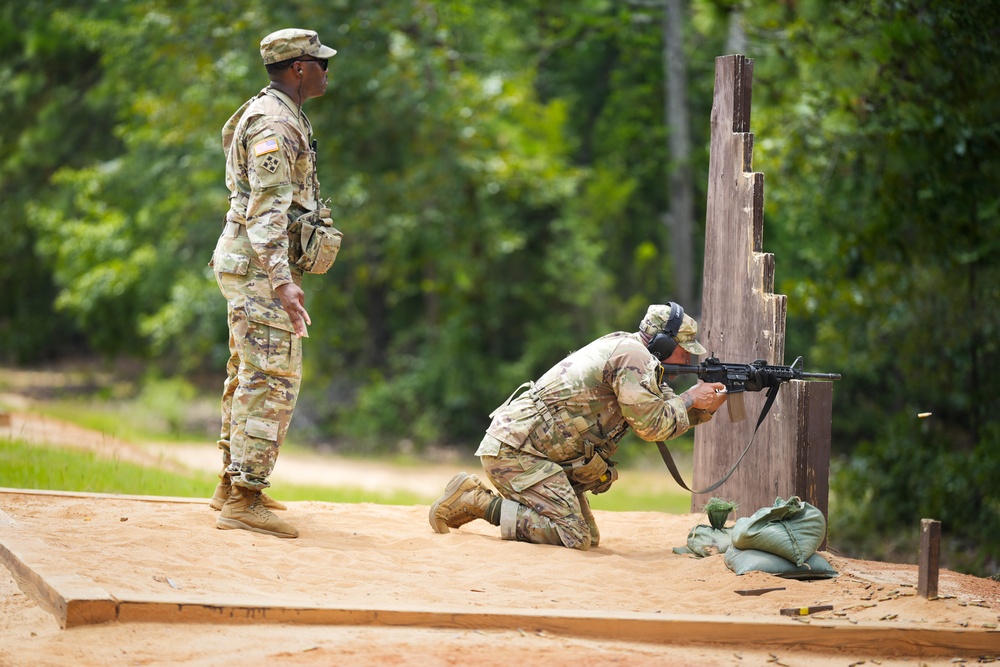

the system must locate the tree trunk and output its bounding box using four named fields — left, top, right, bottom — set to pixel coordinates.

left=662, top=0, right=696, bottom=312
left=726, top=8, right=747, bottom=55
